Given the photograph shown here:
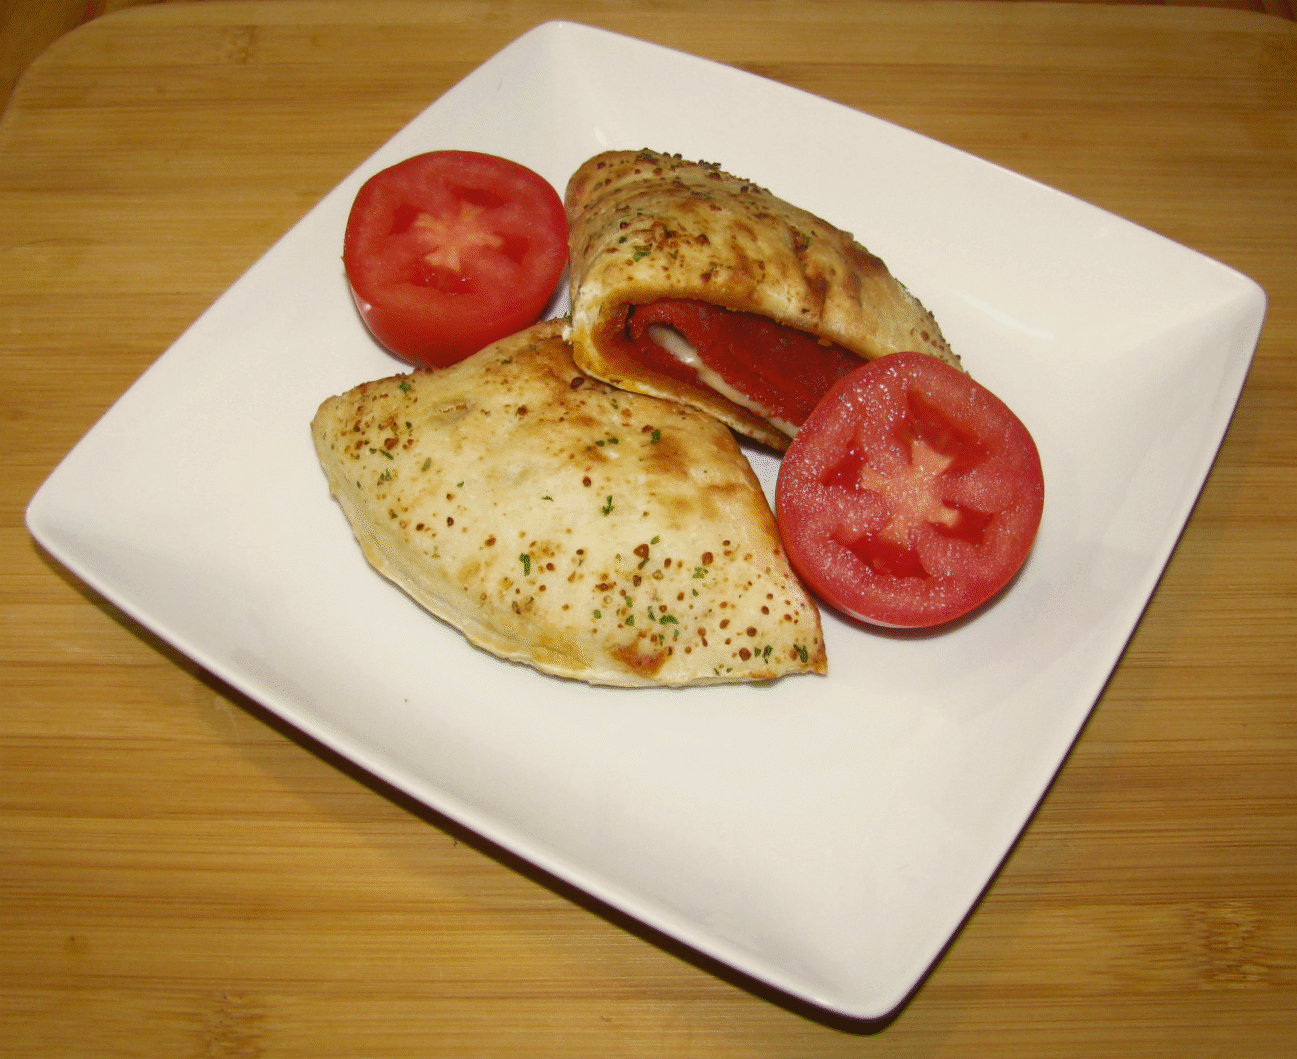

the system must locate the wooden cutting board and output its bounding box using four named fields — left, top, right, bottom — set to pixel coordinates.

left=2, top=2, right=1294, bottom=1056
